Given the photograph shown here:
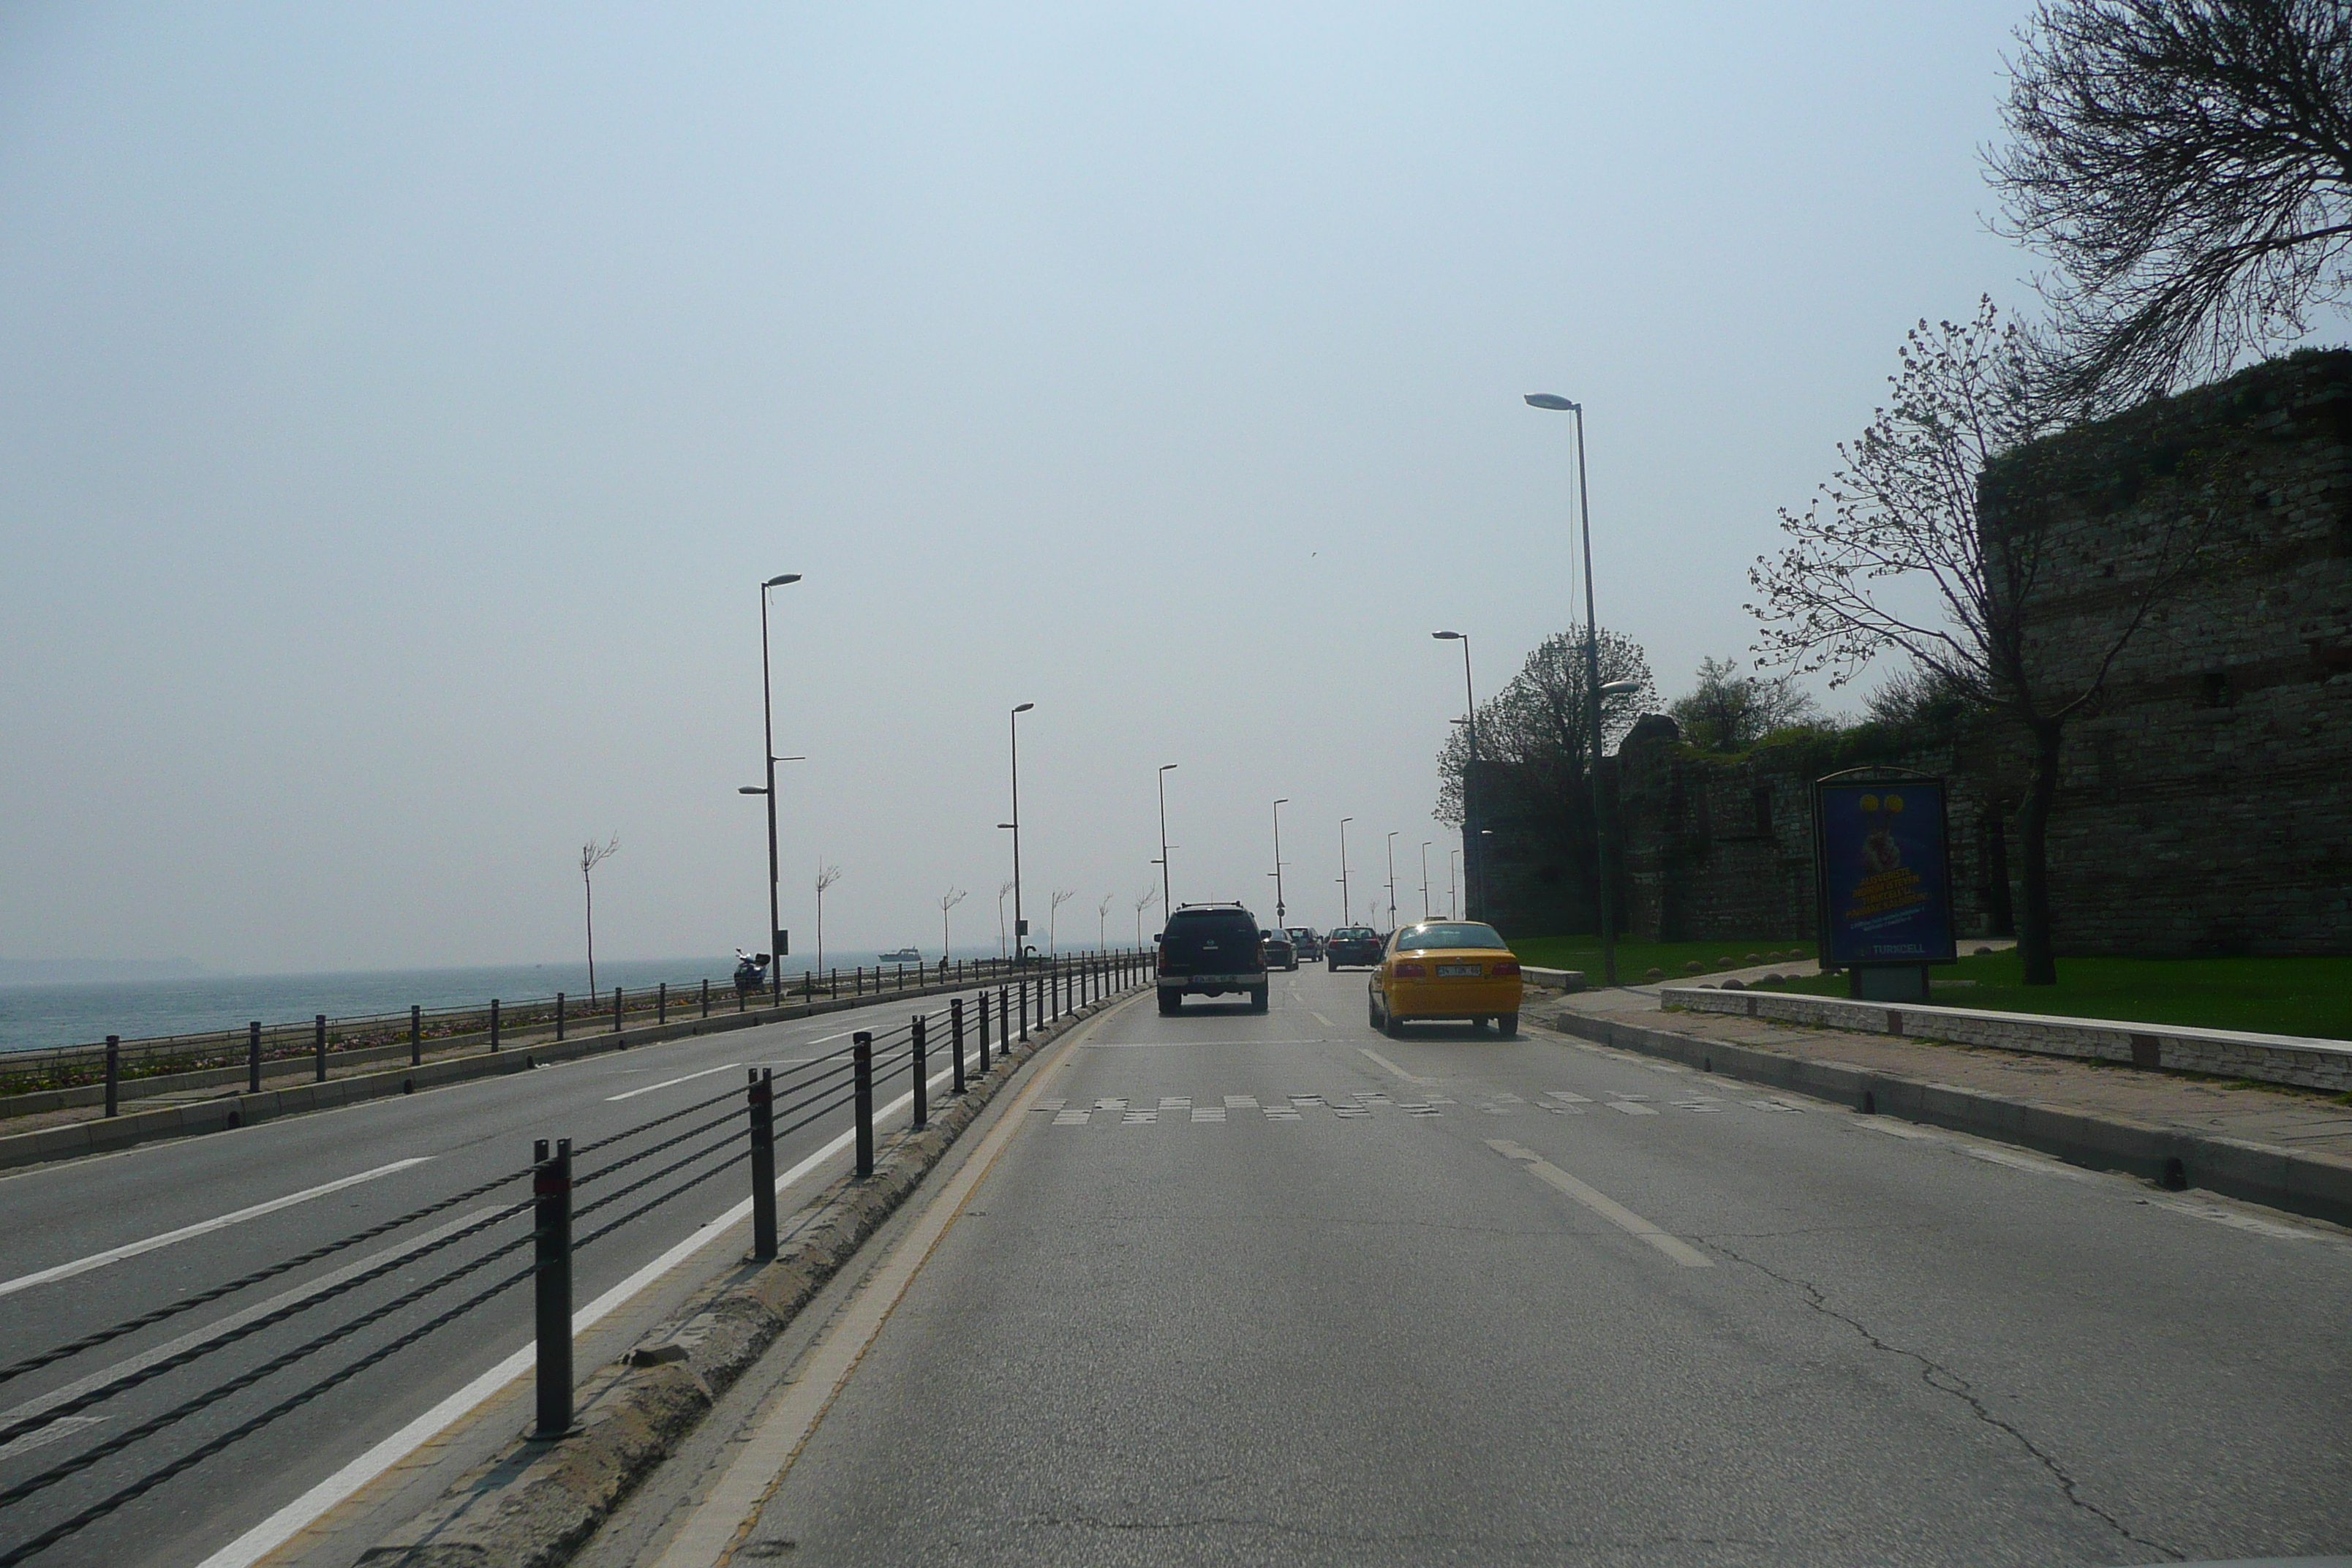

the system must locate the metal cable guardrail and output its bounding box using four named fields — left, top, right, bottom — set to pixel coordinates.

left=0, top=955, right=1151, bottom=1564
